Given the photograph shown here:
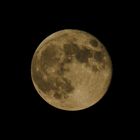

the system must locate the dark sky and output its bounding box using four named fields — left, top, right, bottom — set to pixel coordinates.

left=1, top=1, right=137, bottom=138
